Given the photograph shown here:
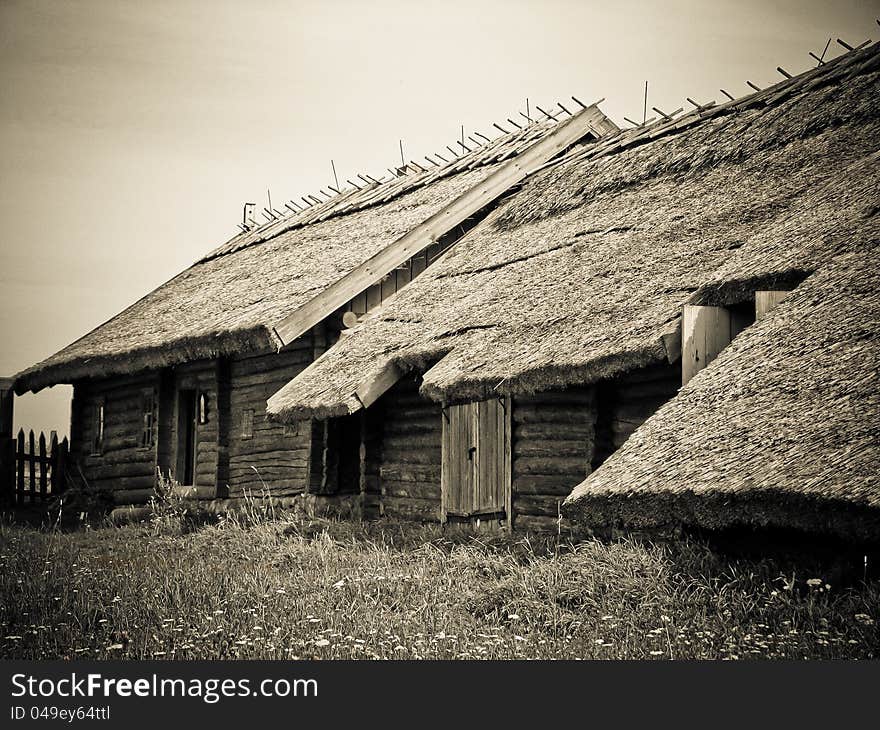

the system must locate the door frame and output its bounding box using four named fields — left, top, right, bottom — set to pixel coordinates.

left=440, top=397, right=512, bottom=526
